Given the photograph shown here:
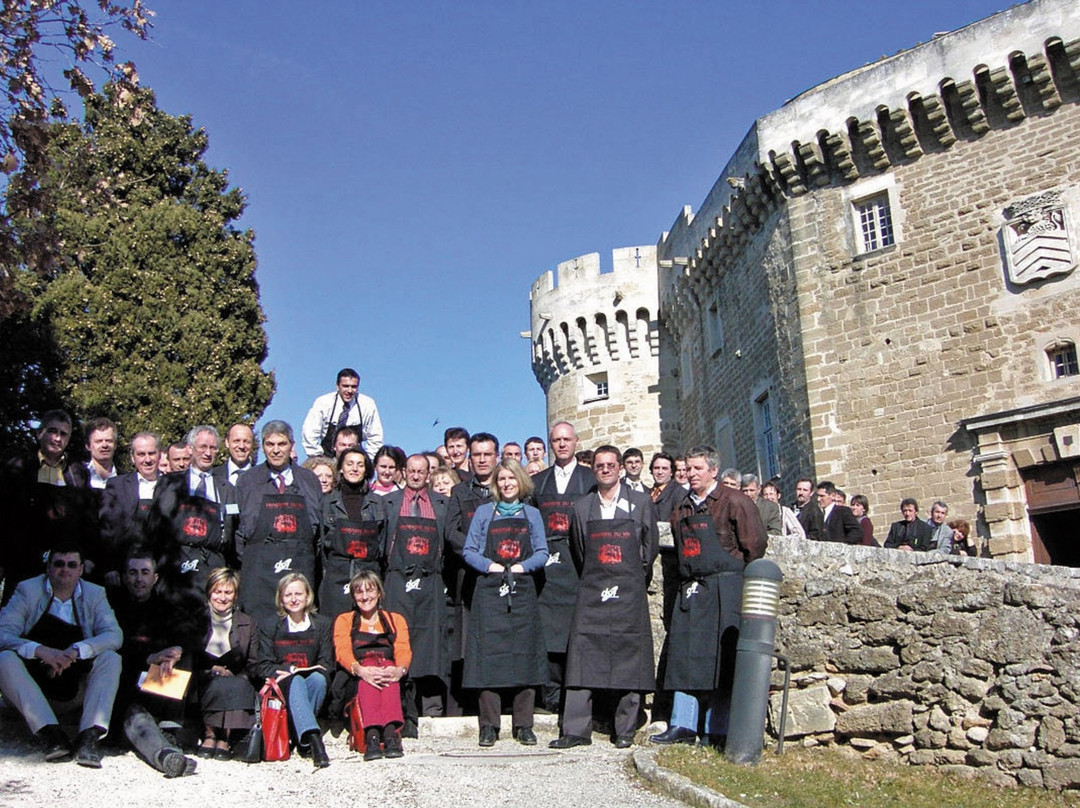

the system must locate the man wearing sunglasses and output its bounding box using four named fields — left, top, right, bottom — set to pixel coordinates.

left=0, top=543, right=122, bottom=768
